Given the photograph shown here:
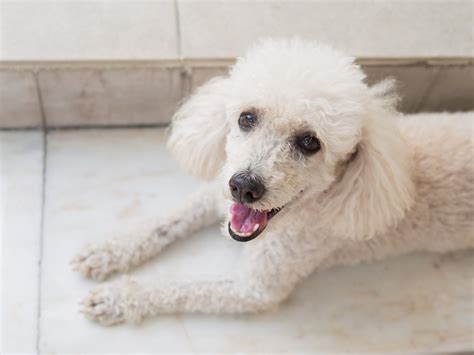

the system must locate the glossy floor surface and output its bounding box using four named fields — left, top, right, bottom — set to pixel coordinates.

left=1, top=129, right=473, bottom=353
